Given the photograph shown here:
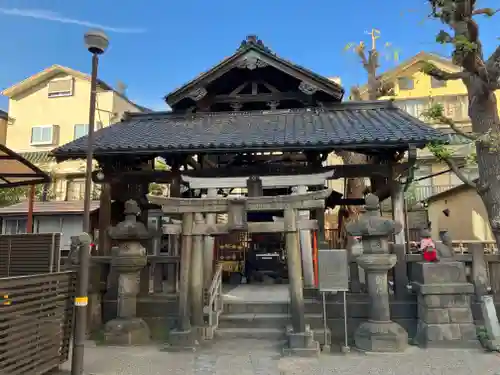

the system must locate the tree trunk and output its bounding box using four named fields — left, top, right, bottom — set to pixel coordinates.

left=469, top=86, right=500, bottom=247
left=336, top=150, right=367, bottom=246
